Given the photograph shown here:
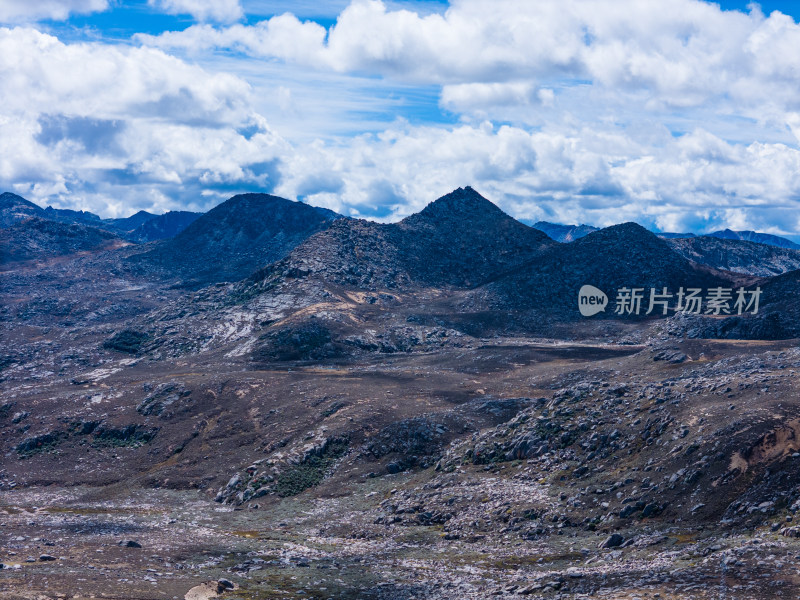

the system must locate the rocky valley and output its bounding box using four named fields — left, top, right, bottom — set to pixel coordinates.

left=2, top=188, right=800, bottom=600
